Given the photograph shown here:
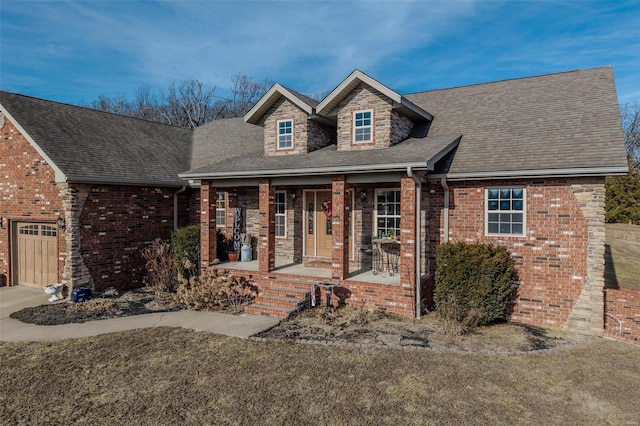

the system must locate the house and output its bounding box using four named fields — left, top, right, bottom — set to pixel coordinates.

left=0, top=66, right=633, bottom=339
